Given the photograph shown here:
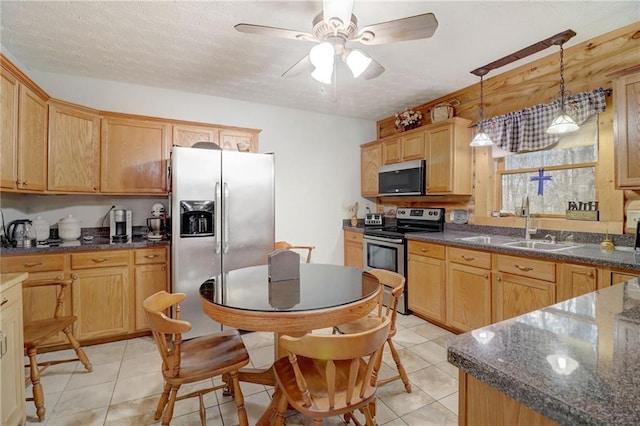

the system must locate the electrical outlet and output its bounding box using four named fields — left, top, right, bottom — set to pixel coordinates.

left=626, top=210, right=640, bottom=230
